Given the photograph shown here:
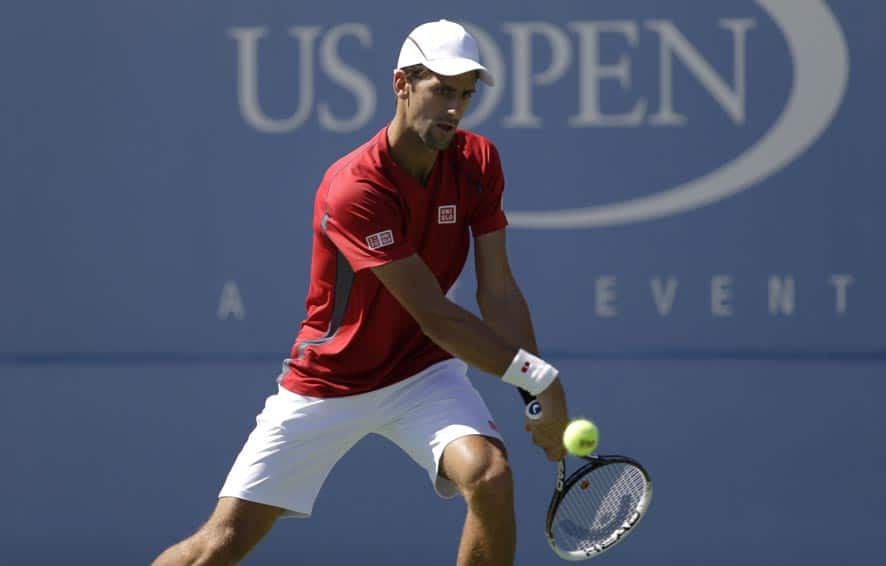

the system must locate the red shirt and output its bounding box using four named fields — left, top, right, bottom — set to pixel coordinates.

left=279, top=126, right=508, bottom=397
